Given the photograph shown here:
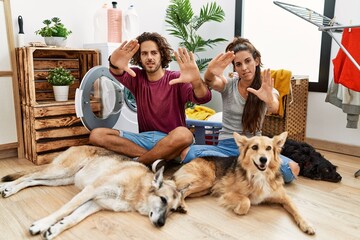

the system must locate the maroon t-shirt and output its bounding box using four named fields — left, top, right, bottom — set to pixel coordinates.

left=112, top=67, right=211, bottom=134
